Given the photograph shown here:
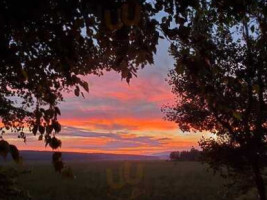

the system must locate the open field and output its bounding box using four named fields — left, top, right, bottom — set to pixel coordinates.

left=4, top=160, right=242, bottom=200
